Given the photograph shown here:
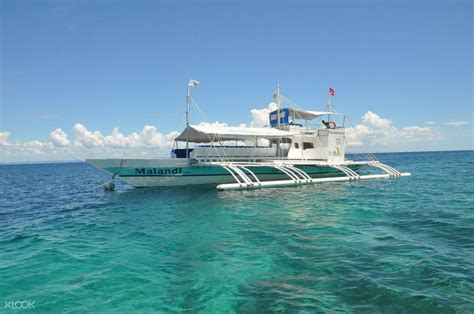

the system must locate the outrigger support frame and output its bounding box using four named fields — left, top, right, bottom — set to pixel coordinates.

left=329, top=164, right=360, bottom=180
left=367, top=161, right=401, bottom=177
left=211, top=161, right=410, bottom=191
